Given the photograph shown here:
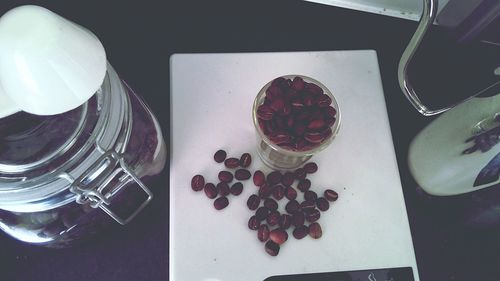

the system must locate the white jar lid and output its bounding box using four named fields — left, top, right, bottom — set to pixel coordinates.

left=0, top=5, right=106, bottom=117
